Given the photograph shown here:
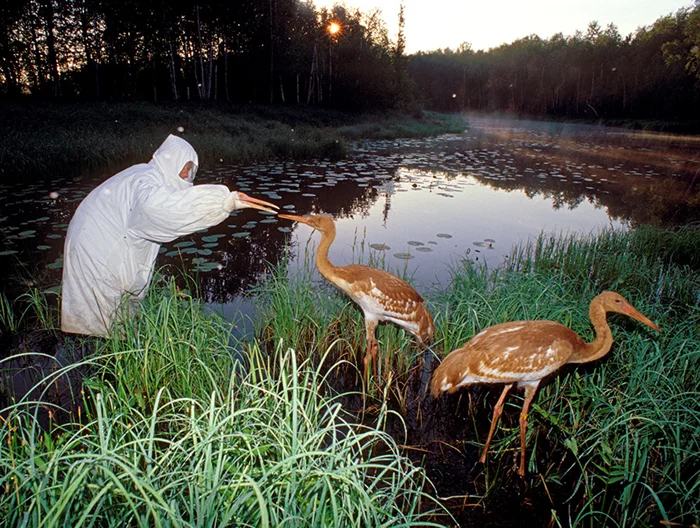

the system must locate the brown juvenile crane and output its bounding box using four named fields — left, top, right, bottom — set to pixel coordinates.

left=430, top=291, right=660, bottom=477
left=278, top=214, right=434, bottom=381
